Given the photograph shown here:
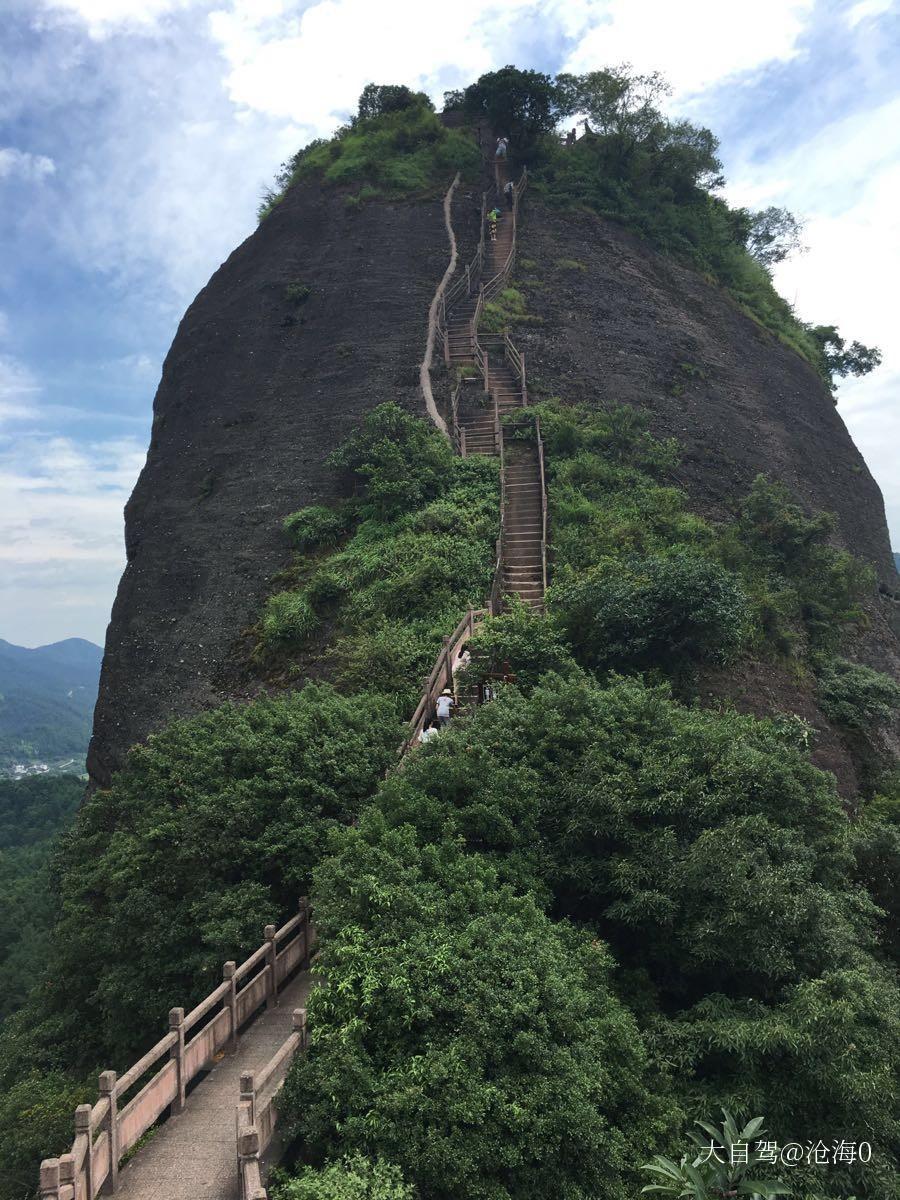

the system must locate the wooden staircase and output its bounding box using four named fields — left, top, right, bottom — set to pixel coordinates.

left=444, top=193, right=546, bottom=610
